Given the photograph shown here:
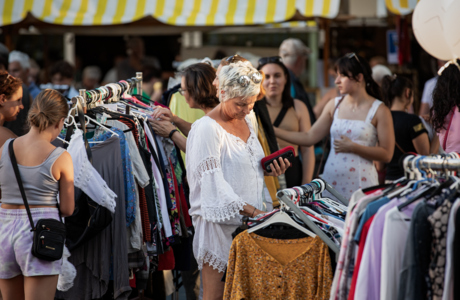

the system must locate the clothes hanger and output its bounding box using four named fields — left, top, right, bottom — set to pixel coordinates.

left=276, top=191, right=340, bottom=254
left=85, top=115, right=119, bottom=144
left=248, top=205, right=317, bottom=238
